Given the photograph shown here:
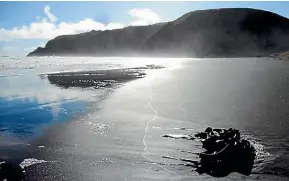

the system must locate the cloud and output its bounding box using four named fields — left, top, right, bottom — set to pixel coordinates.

left=0, top=18, right=124, bottom=40
left=106, top=23, right=125, bottom=30
left=129, top=8, right=161, bottom=26
left=44, top=5, right=58, bottom=23
left=0, top=6, right=160, bottom=41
